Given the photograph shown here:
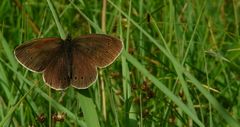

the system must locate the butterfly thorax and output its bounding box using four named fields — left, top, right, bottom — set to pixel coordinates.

left=63, top=35, right=73, bottom=81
